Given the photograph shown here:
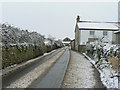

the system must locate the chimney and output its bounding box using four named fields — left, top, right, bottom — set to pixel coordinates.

left=76, top=16, right=80, bottom=22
